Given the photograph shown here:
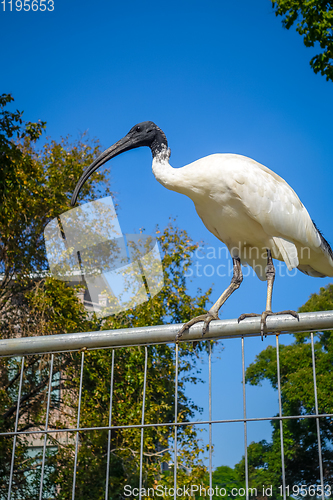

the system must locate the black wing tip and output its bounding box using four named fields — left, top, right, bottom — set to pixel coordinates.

left=312, top=219, right=333, bottom=262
